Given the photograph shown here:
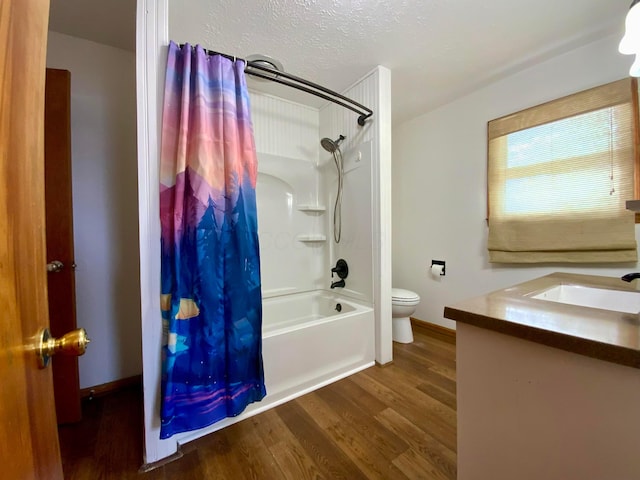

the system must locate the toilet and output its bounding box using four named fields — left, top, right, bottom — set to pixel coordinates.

left=392, top=288, right=421, bottom=343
